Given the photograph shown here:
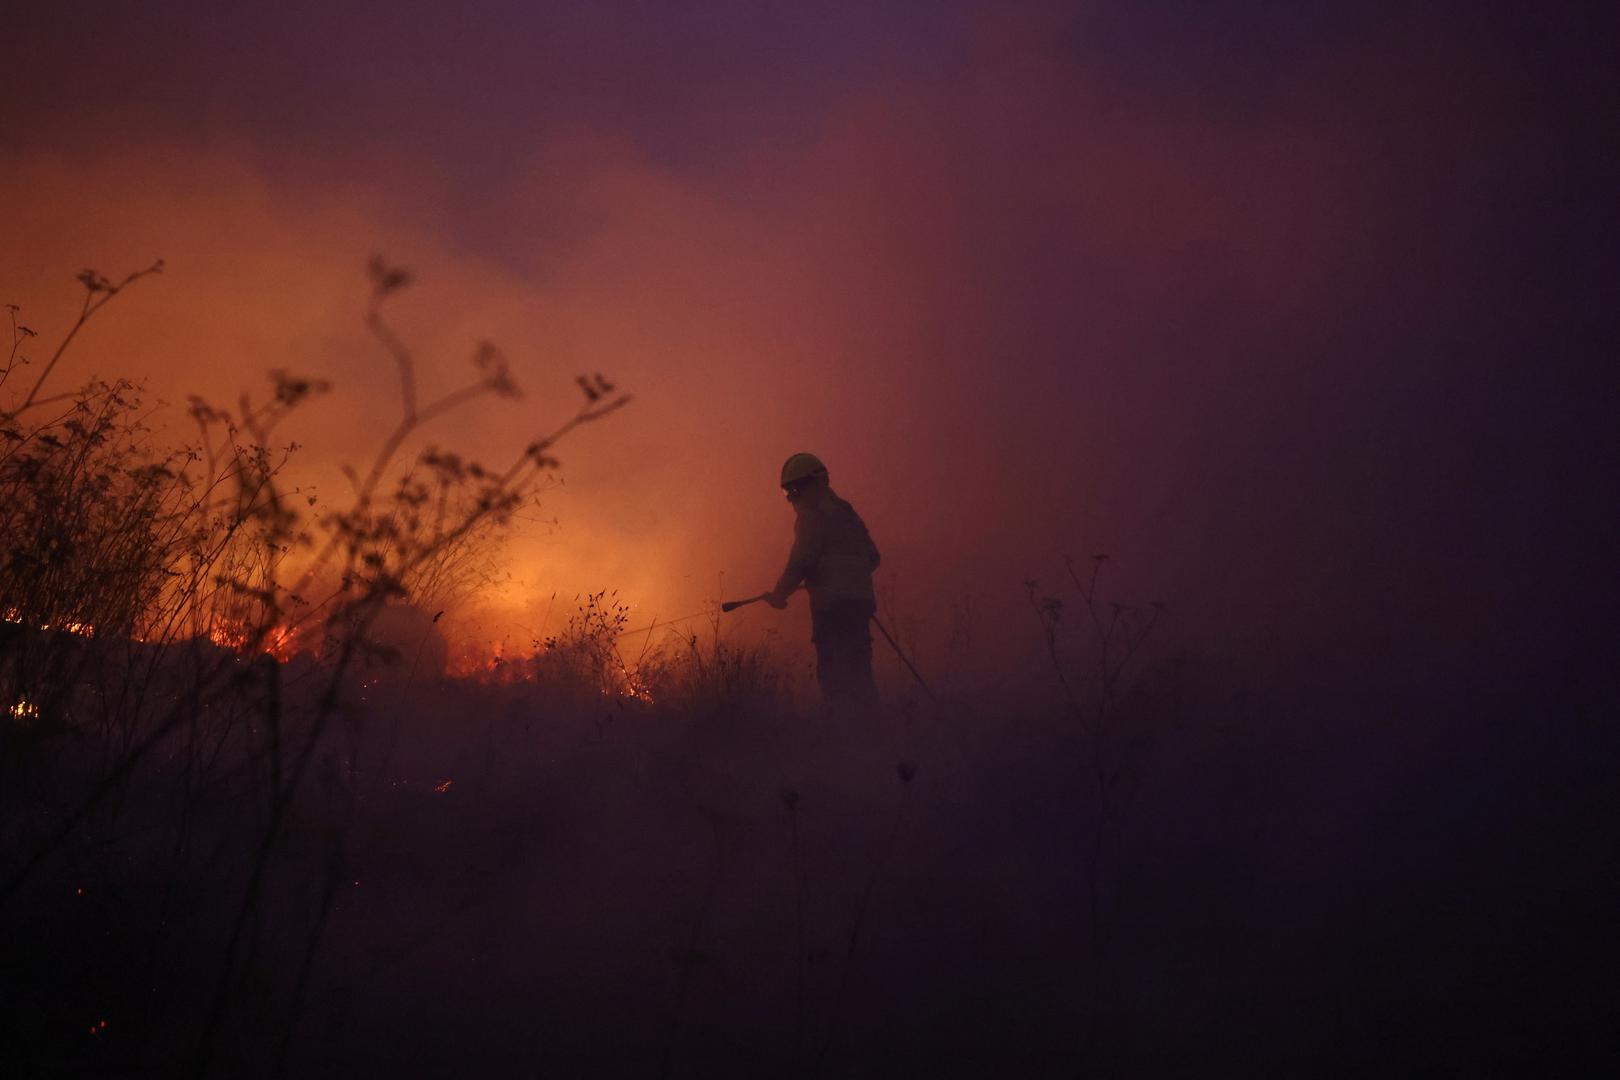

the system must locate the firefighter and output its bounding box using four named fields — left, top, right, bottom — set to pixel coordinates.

left=765, top=453, right=881, bottom=707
